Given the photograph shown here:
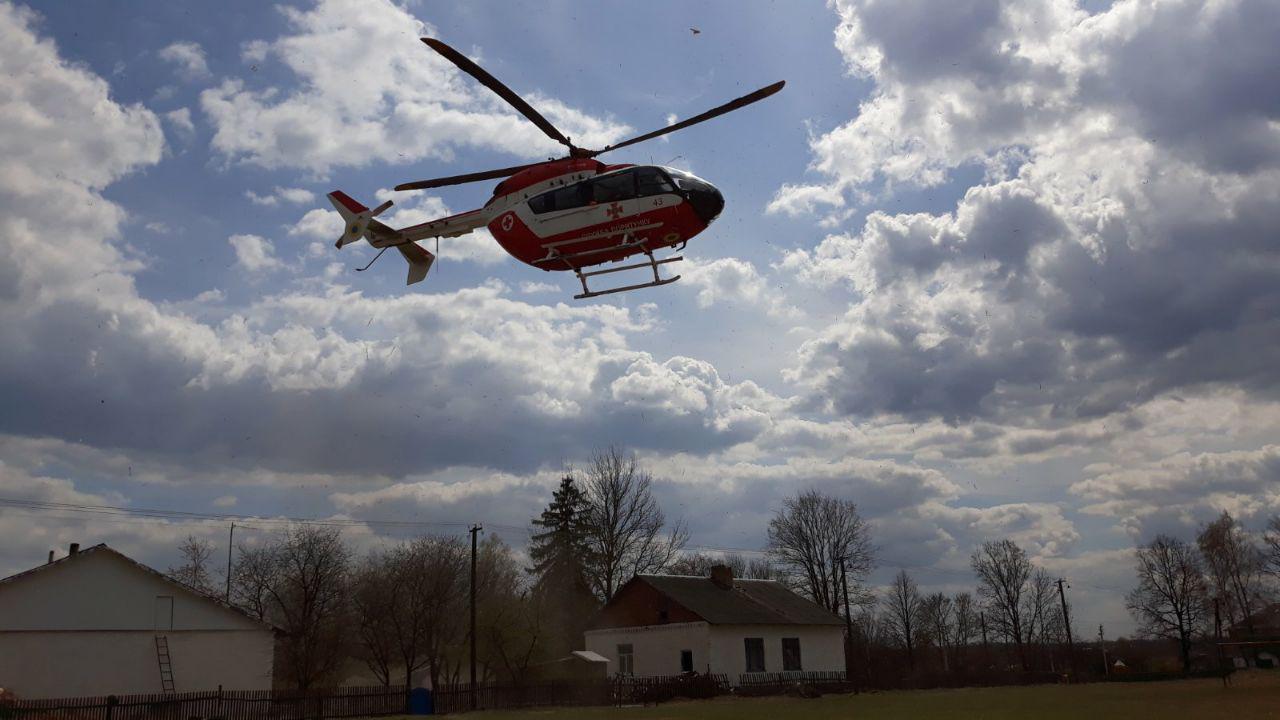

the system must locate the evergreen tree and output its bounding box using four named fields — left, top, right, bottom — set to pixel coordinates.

left=527, top=476, right=597, bottom=654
